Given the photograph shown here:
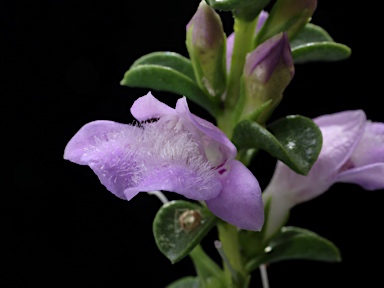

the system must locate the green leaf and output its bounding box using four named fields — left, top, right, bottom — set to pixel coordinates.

left=290, top=23, right=333, bottom=49
left=233, top=0, right=271, bottom=22
left=292, top=42, right=351, bottom=64
left=130, top=51, right=196, bottom=80
left=232, top=115, right=322, bottom=175
left=153, top=200, right=218, bottom=264
left=120, top=65, right=218, bottom=116
left=245, top=226, right=341, bottom=272
left=166, top=276, right=200, bottom=288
